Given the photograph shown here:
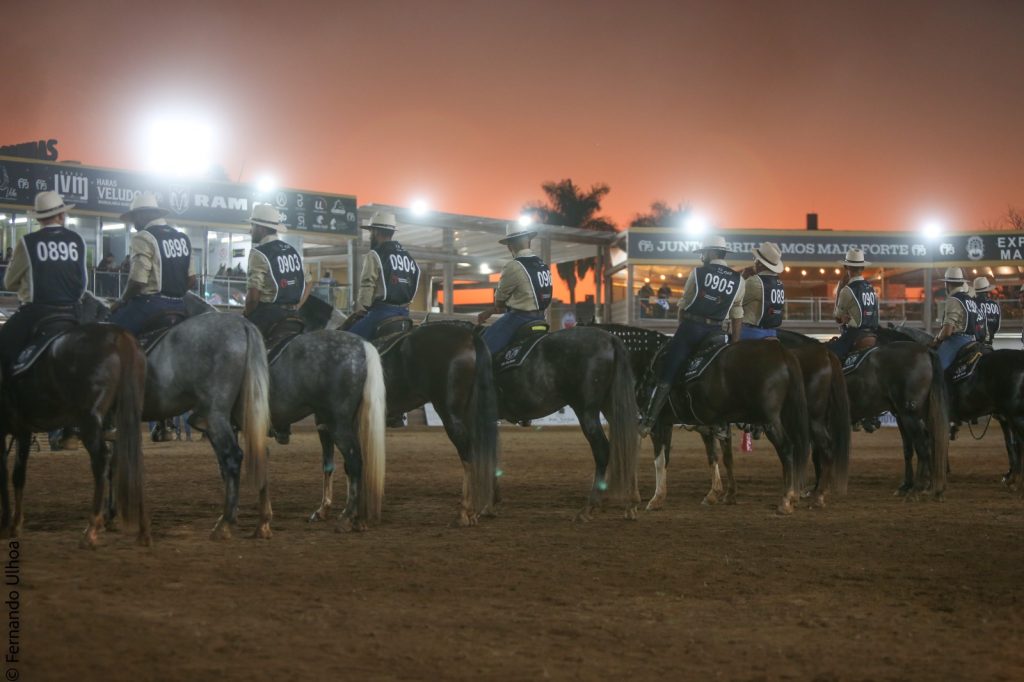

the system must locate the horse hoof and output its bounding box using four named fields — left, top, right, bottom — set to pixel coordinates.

left=209, top=522, right=233, bottom=541
left=776, top=500, right=795, bottom=515
left=573, top=508, right=594, bottom=523
left=623, top=506, right=638, bottom=521
left=701, top=495, right=719, bottom=506
left=79, top=532, right=99, bottom=550
left=308, top=509, right=330, bottom=523
left=252, top=524, right=273, bottom=540
left=448, top=513, right=477, bottom=528
left=479, top=506, right=498, bottom=519
left=335, top=518, right=368, bottom=533
left=136, top=531, right=152, bottom=547
left=645, top=498, right=664, bottom=512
